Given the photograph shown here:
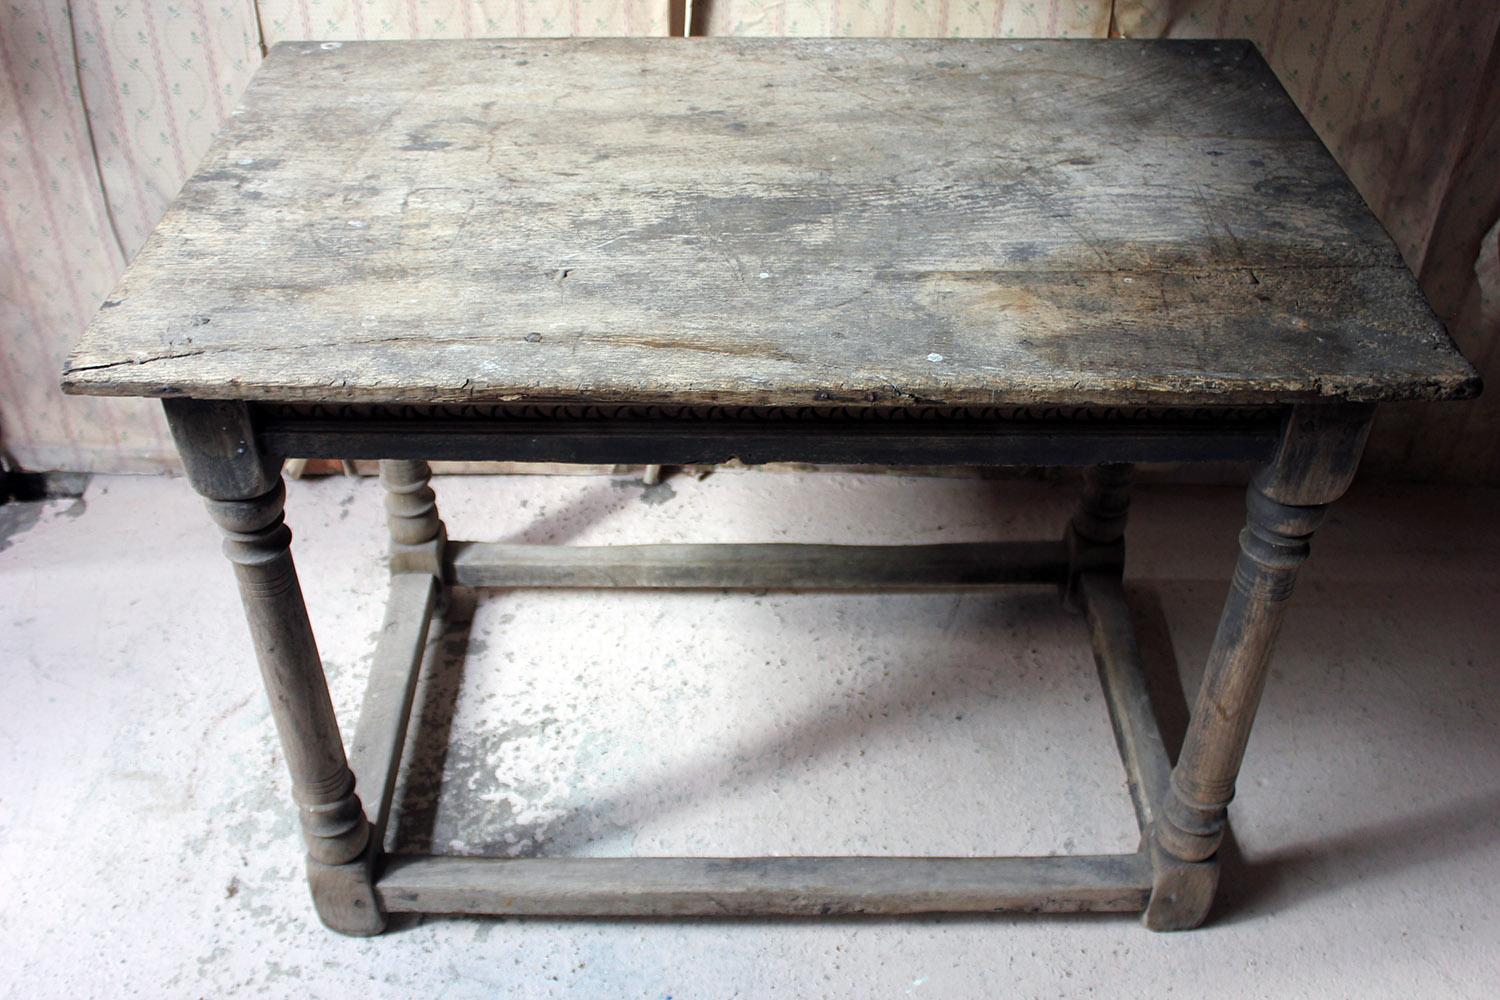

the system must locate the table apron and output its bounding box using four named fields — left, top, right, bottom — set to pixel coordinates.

left=252, top=413, right=1283, bottom=467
